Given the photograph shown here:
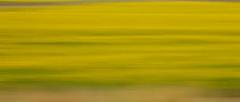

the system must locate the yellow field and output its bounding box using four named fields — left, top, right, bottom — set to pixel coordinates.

left=0, top=2, right=240, bottom=89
